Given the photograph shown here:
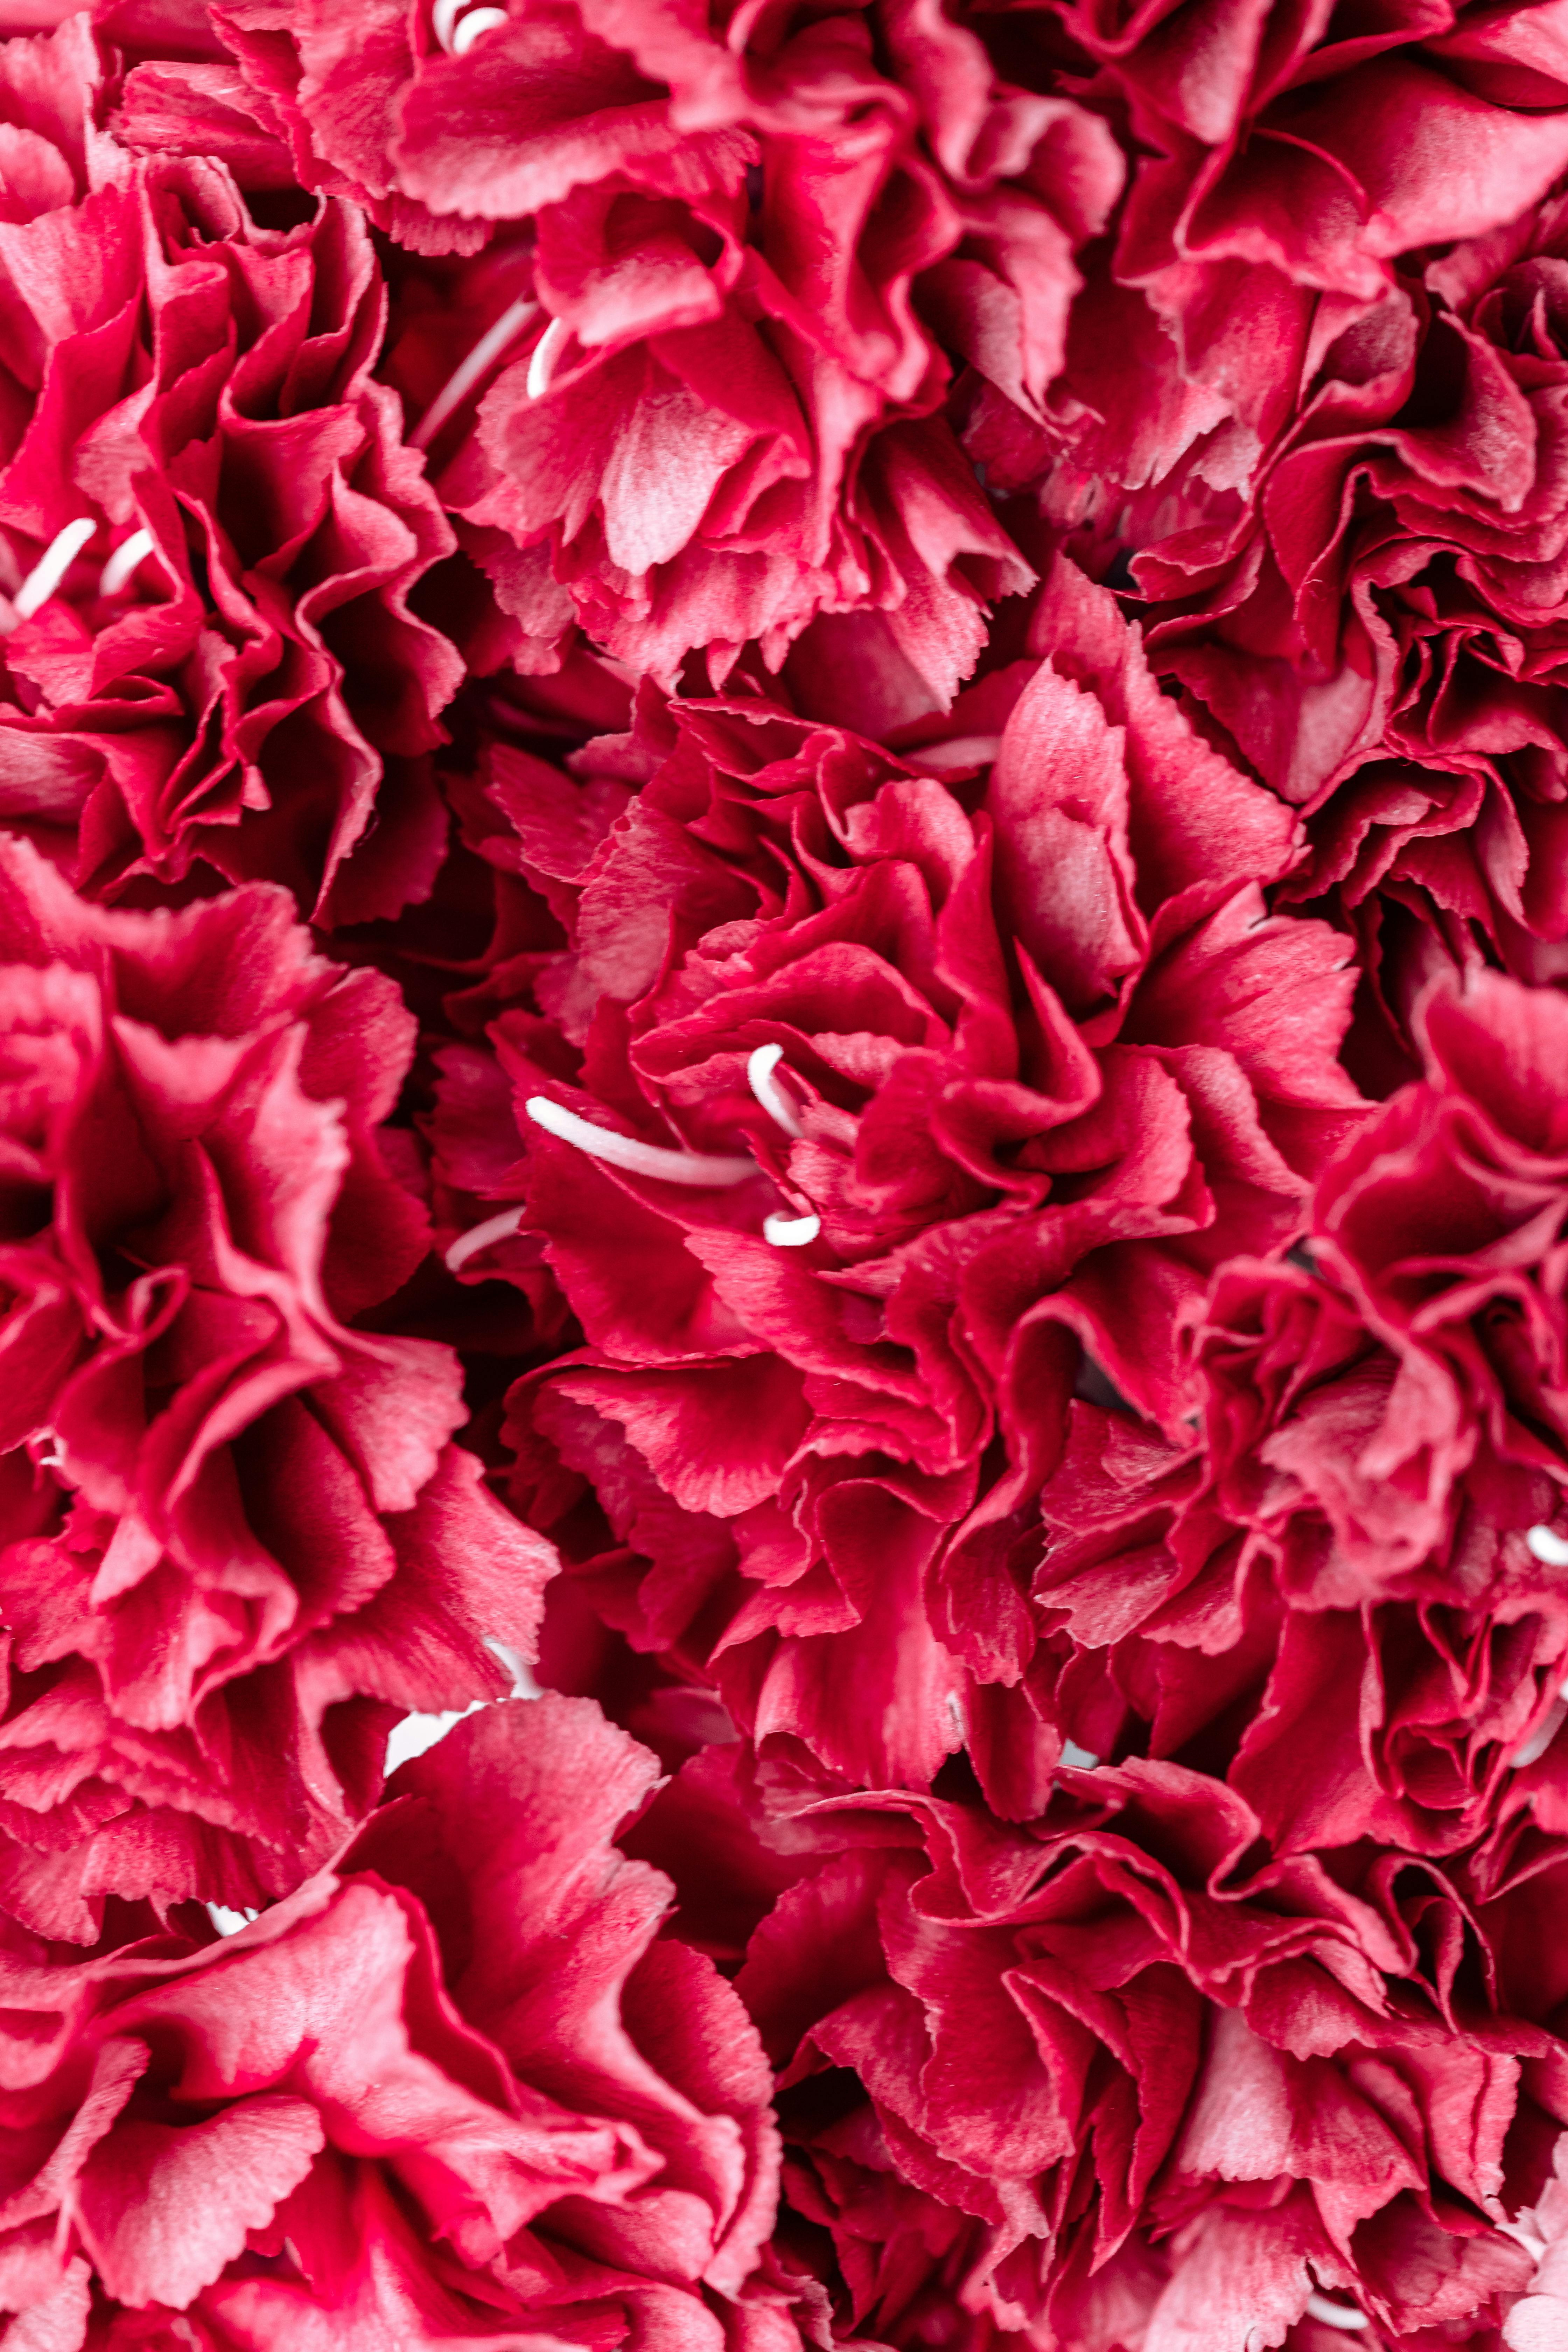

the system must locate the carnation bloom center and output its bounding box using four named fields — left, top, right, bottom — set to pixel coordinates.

left=0, top=515, right=162, bottom=634
left=446, top=1048, right=819, bottom=1272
